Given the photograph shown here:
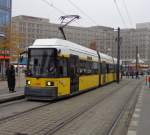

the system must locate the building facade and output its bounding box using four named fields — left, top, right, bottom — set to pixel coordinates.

left=136, top=22, right=150, bottom=29
left=0, top=0, right=11, bottom=78
left=12, top=15, right=150, bottom=67
left=120, top=28, right=150, bottom=66
left=12, top=15, right=115, bottom=55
